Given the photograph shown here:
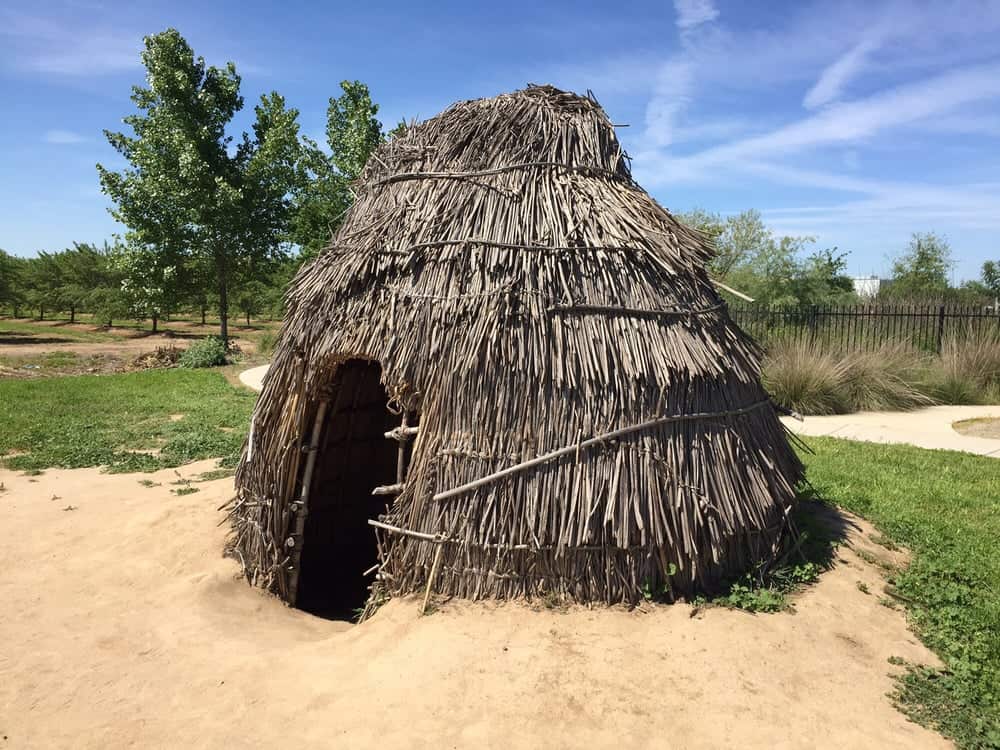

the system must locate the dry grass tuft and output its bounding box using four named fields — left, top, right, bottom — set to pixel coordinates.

left=762, top=341, right=849, bottom=415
